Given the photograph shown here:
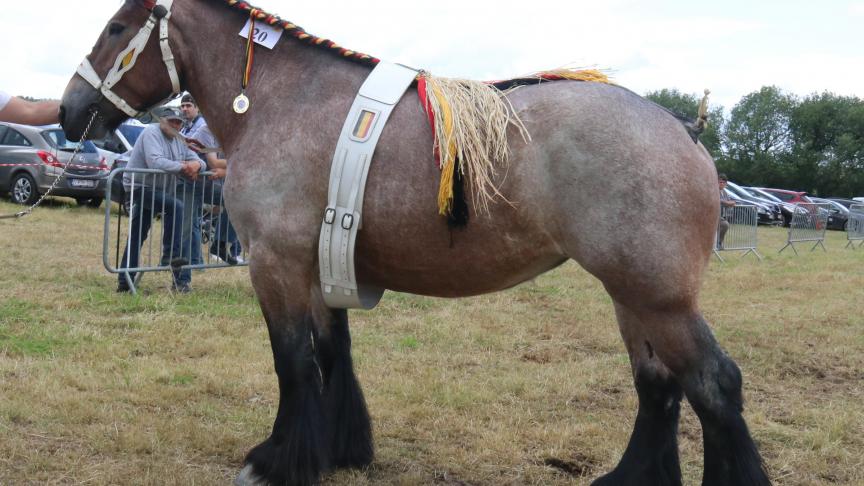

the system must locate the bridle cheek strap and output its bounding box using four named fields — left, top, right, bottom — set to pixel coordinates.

left=75, top=0, right=179, bottom=118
